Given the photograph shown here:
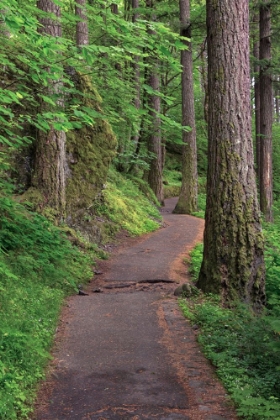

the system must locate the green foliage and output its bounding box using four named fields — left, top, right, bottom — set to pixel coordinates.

left=94, top=170, right=161, bottom=236
left=0, top=197, right=93, bottom=419
left=189, top=242, right=203, bottom=281
left=273, top=124, right=280, bottom=200
left=181, top=207, right=280, bottom=420
left=190, top=177, right=207, bottom=218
